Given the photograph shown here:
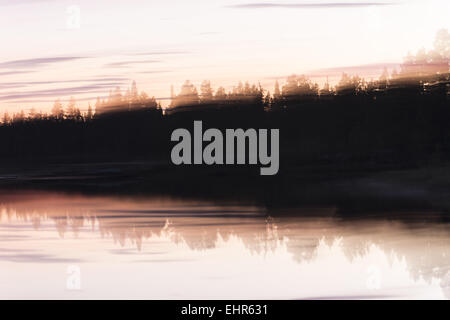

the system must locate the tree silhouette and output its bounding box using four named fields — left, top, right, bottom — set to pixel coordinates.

left=0, top=29, right=447, bottom=182
left=200, top=80, right=214, bottom=103
left=51, top=99, right=64, bottom=120
left=86, top=103, right=94, bottom=121
left=171, top=80, right=199, bottom=107
left=2, top=111, right=10, bottom=125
